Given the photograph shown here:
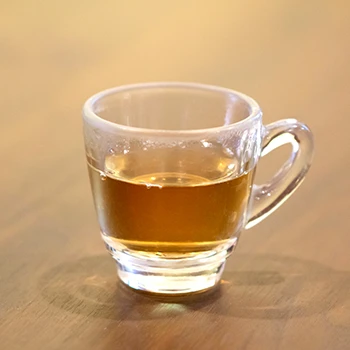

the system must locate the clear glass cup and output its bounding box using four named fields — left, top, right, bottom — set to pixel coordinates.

left=83, top=82, right=314, bottom=294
